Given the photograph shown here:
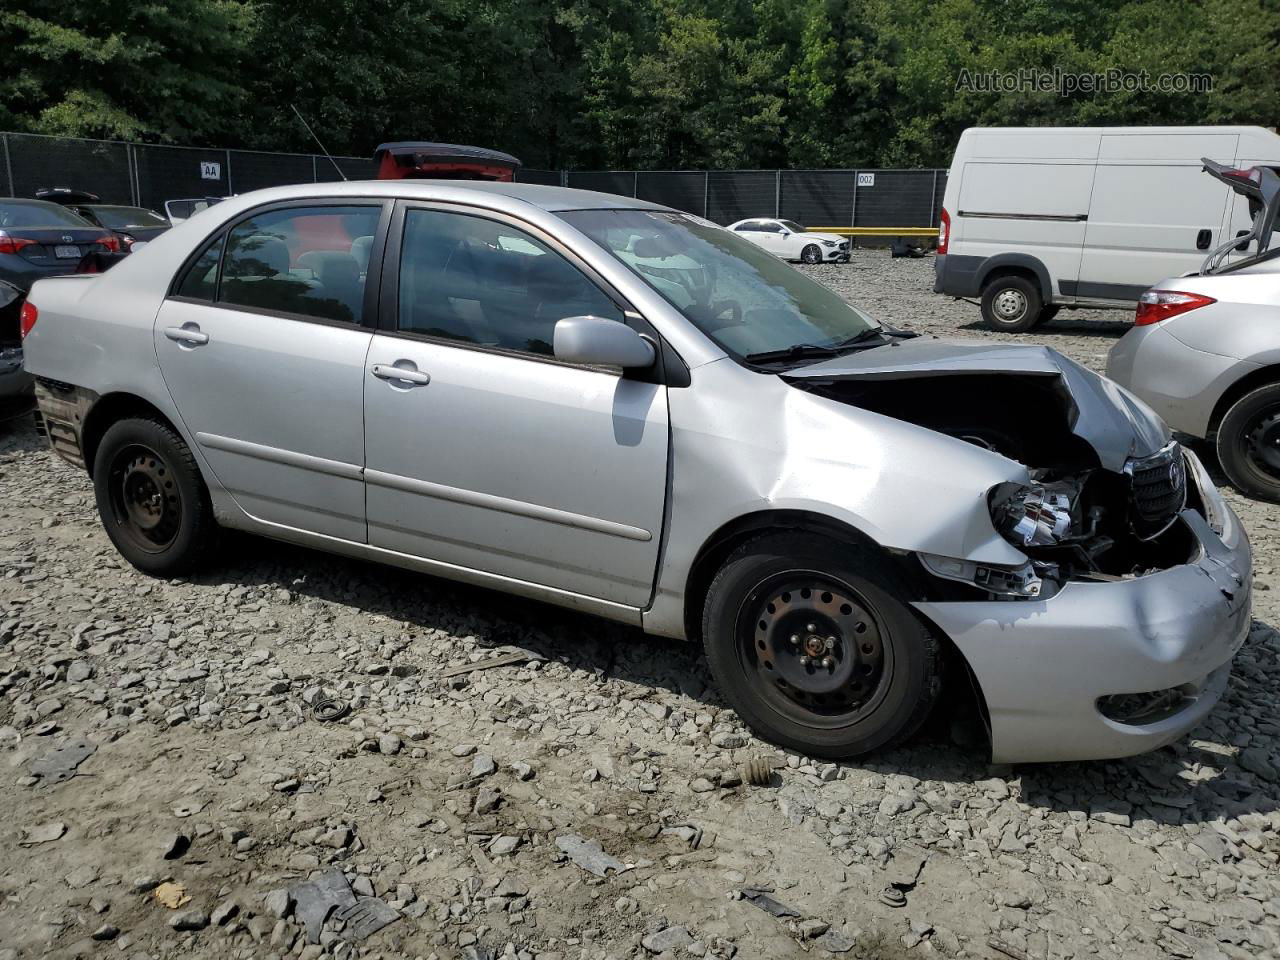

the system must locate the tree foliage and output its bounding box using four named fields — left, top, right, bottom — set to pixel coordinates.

left=1, top=0, right=1276, bottom=168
